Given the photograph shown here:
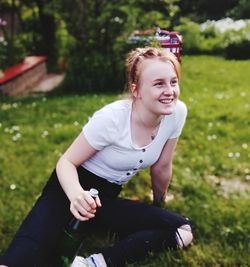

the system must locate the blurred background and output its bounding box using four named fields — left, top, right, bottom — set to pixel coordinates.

left=1, top=0, right=250, bottom=94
